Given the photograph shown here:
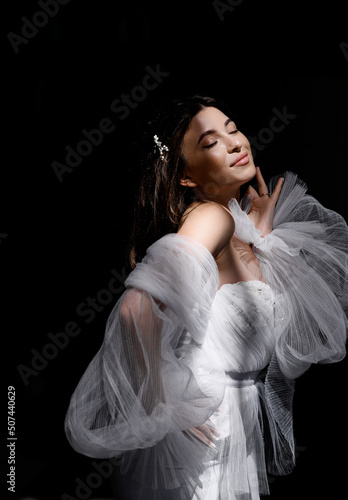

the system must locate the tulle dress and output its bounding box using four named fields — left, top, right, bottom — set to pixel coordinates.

left=65, top=172, right=348, bottom=499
